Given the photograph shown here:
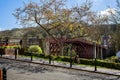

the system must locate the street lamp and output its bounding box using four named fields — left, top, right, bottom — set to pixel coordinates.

left=69, top=44, right=72, bottom=68
left=94, top=42, right=97, bottom=71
